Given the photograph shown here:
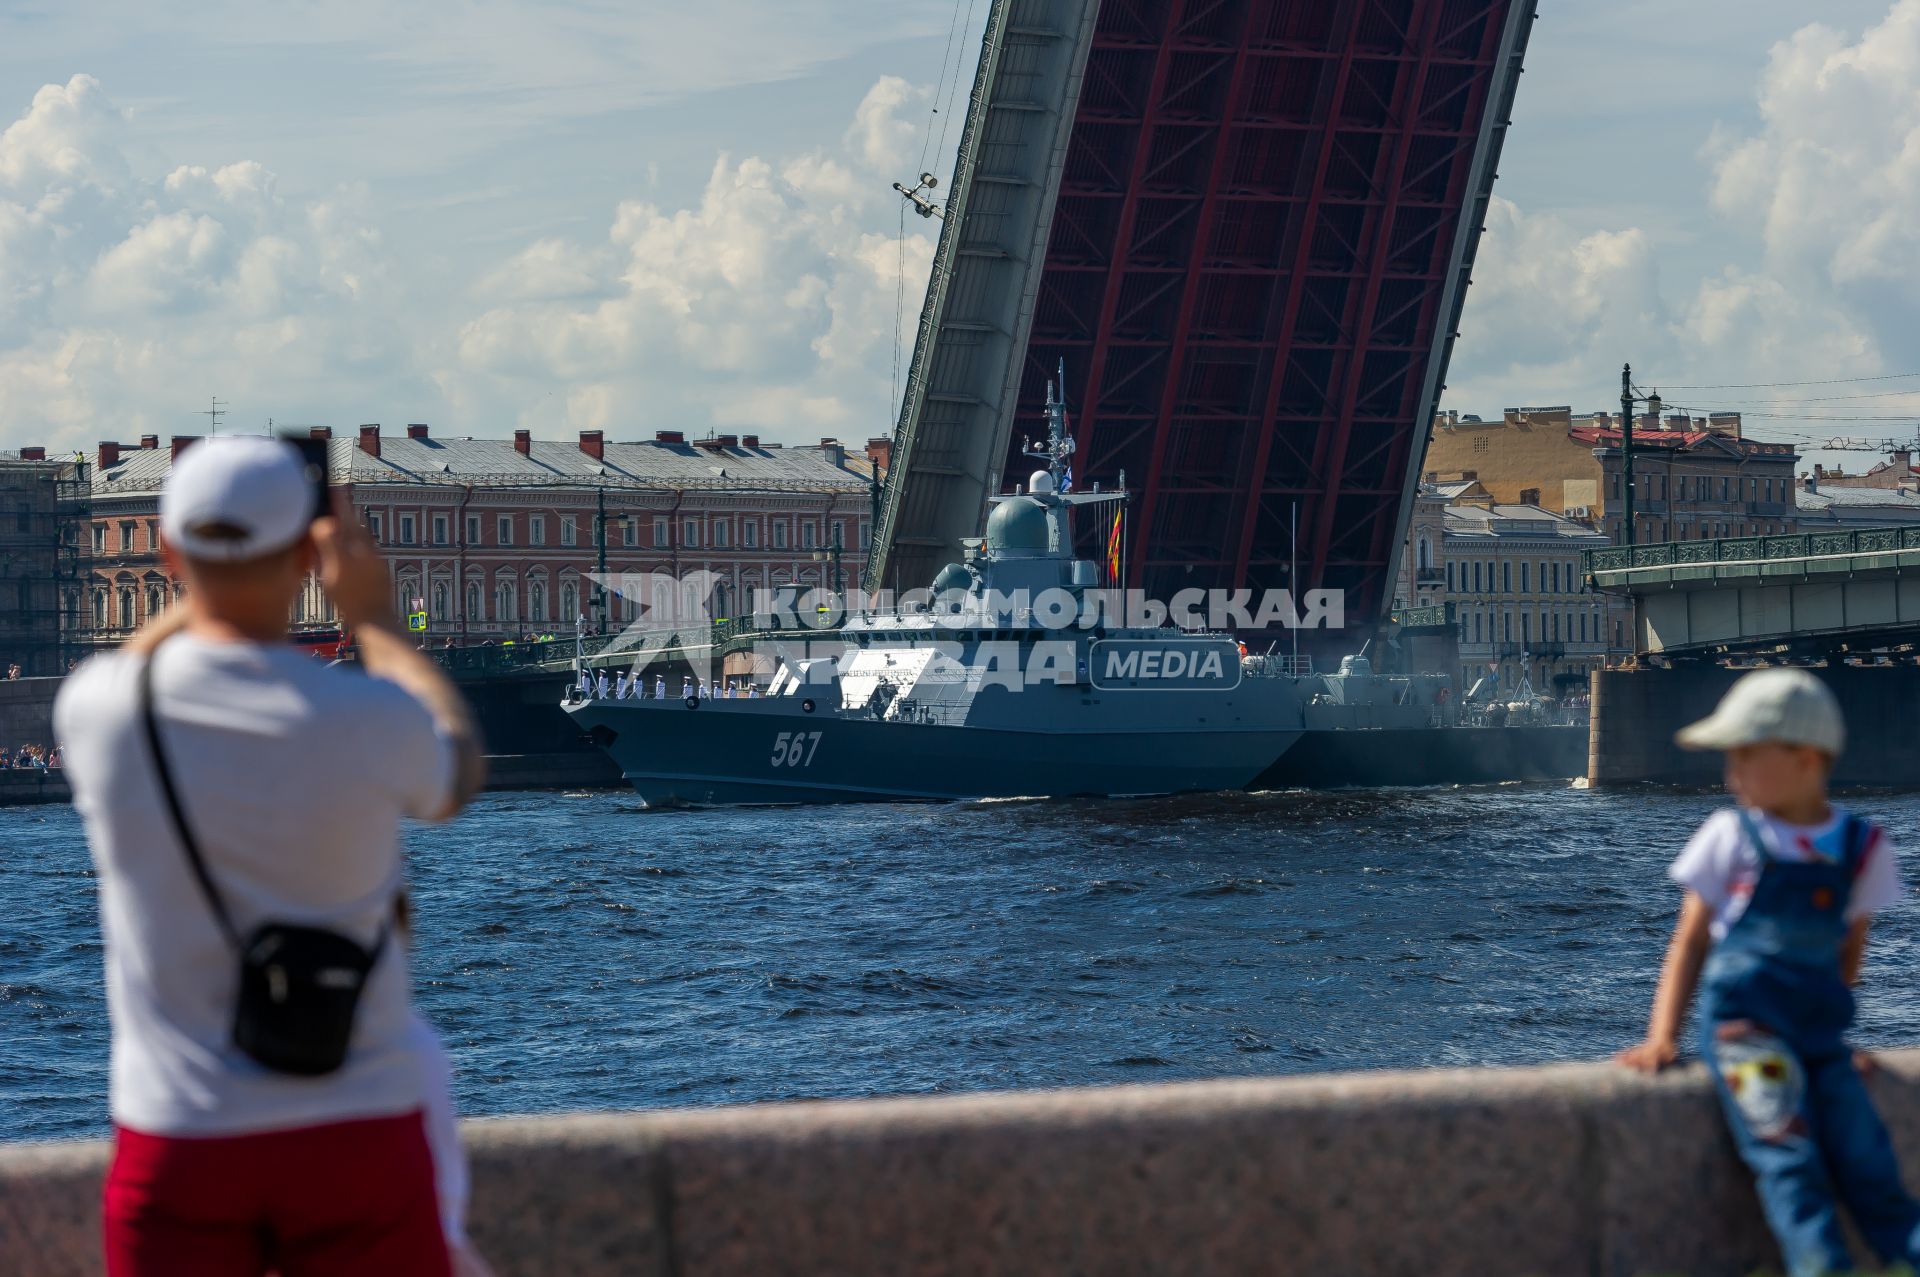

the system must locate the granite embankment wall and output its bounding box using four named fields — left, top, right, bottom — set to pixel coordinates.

left=14, top=1053, right=1920, bottom=1276
left=1591, top=665, right=1920, bottom=786
left=0, top=677, right=58, bottom=751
